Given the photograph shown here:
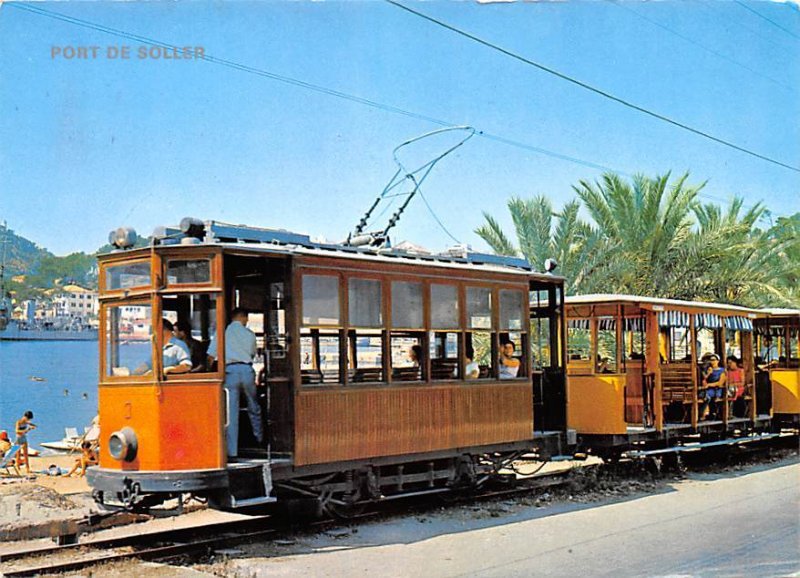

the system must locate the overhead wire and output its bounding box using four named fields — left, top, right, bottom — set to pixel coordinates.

left=385, top=0, right=800, bottom=174
left=732, top=0, right=800, bottom=41
left=696, top=0, right=793, bottom=52
left=5, top=2, right=793, bottom=218
left=604, top=0, right=796, bottom=94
